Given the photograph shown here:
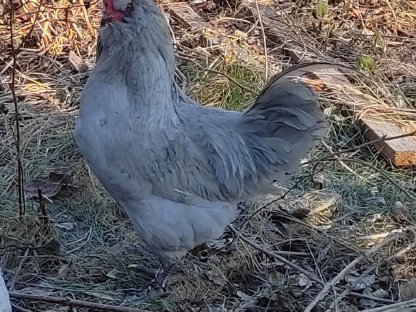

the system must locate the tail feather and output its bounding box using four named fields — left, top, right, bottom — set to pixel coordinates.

left=237, top=62, right=339, bottom=184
